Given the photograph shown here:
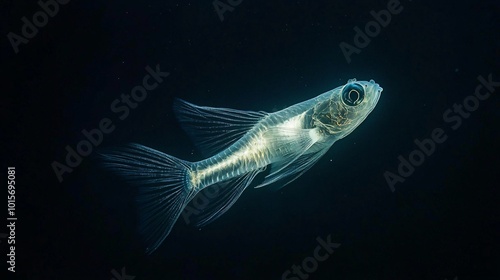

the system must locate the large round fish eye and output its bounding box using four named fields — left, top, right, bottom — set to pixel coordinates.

left=341, top=83, right=364, bottom=106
